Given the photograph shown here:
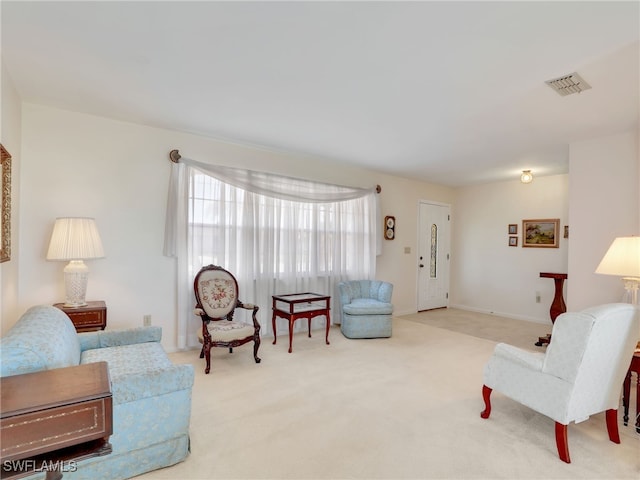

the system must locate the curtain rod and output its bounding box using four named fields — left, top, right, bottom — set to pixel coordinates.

left=169, top=149, right=181, bottom=163
left=168, top=149, right=381, bottom=193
